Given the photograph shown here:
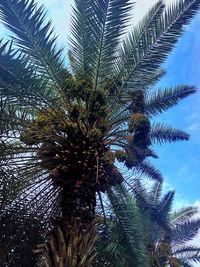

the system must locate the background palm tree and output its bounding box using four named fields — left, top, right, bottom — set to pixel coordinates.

left=0, top=0, right=200, bottom=266
left=95, top=181, right=200, bottom=267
